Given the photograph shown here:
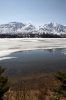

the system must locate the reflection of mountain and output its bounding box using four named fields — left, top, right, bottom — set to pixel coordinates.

left=0, top=48, right=66, bottom=61
left=62, top=48, right=66, bottom=55
left=14, top=50, right=32, bottom=53
left=15, top=48, right=64, bottom=53
left=45, top=48, right=64, bottom=52
left=62, top=52, right=66, bottom=55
